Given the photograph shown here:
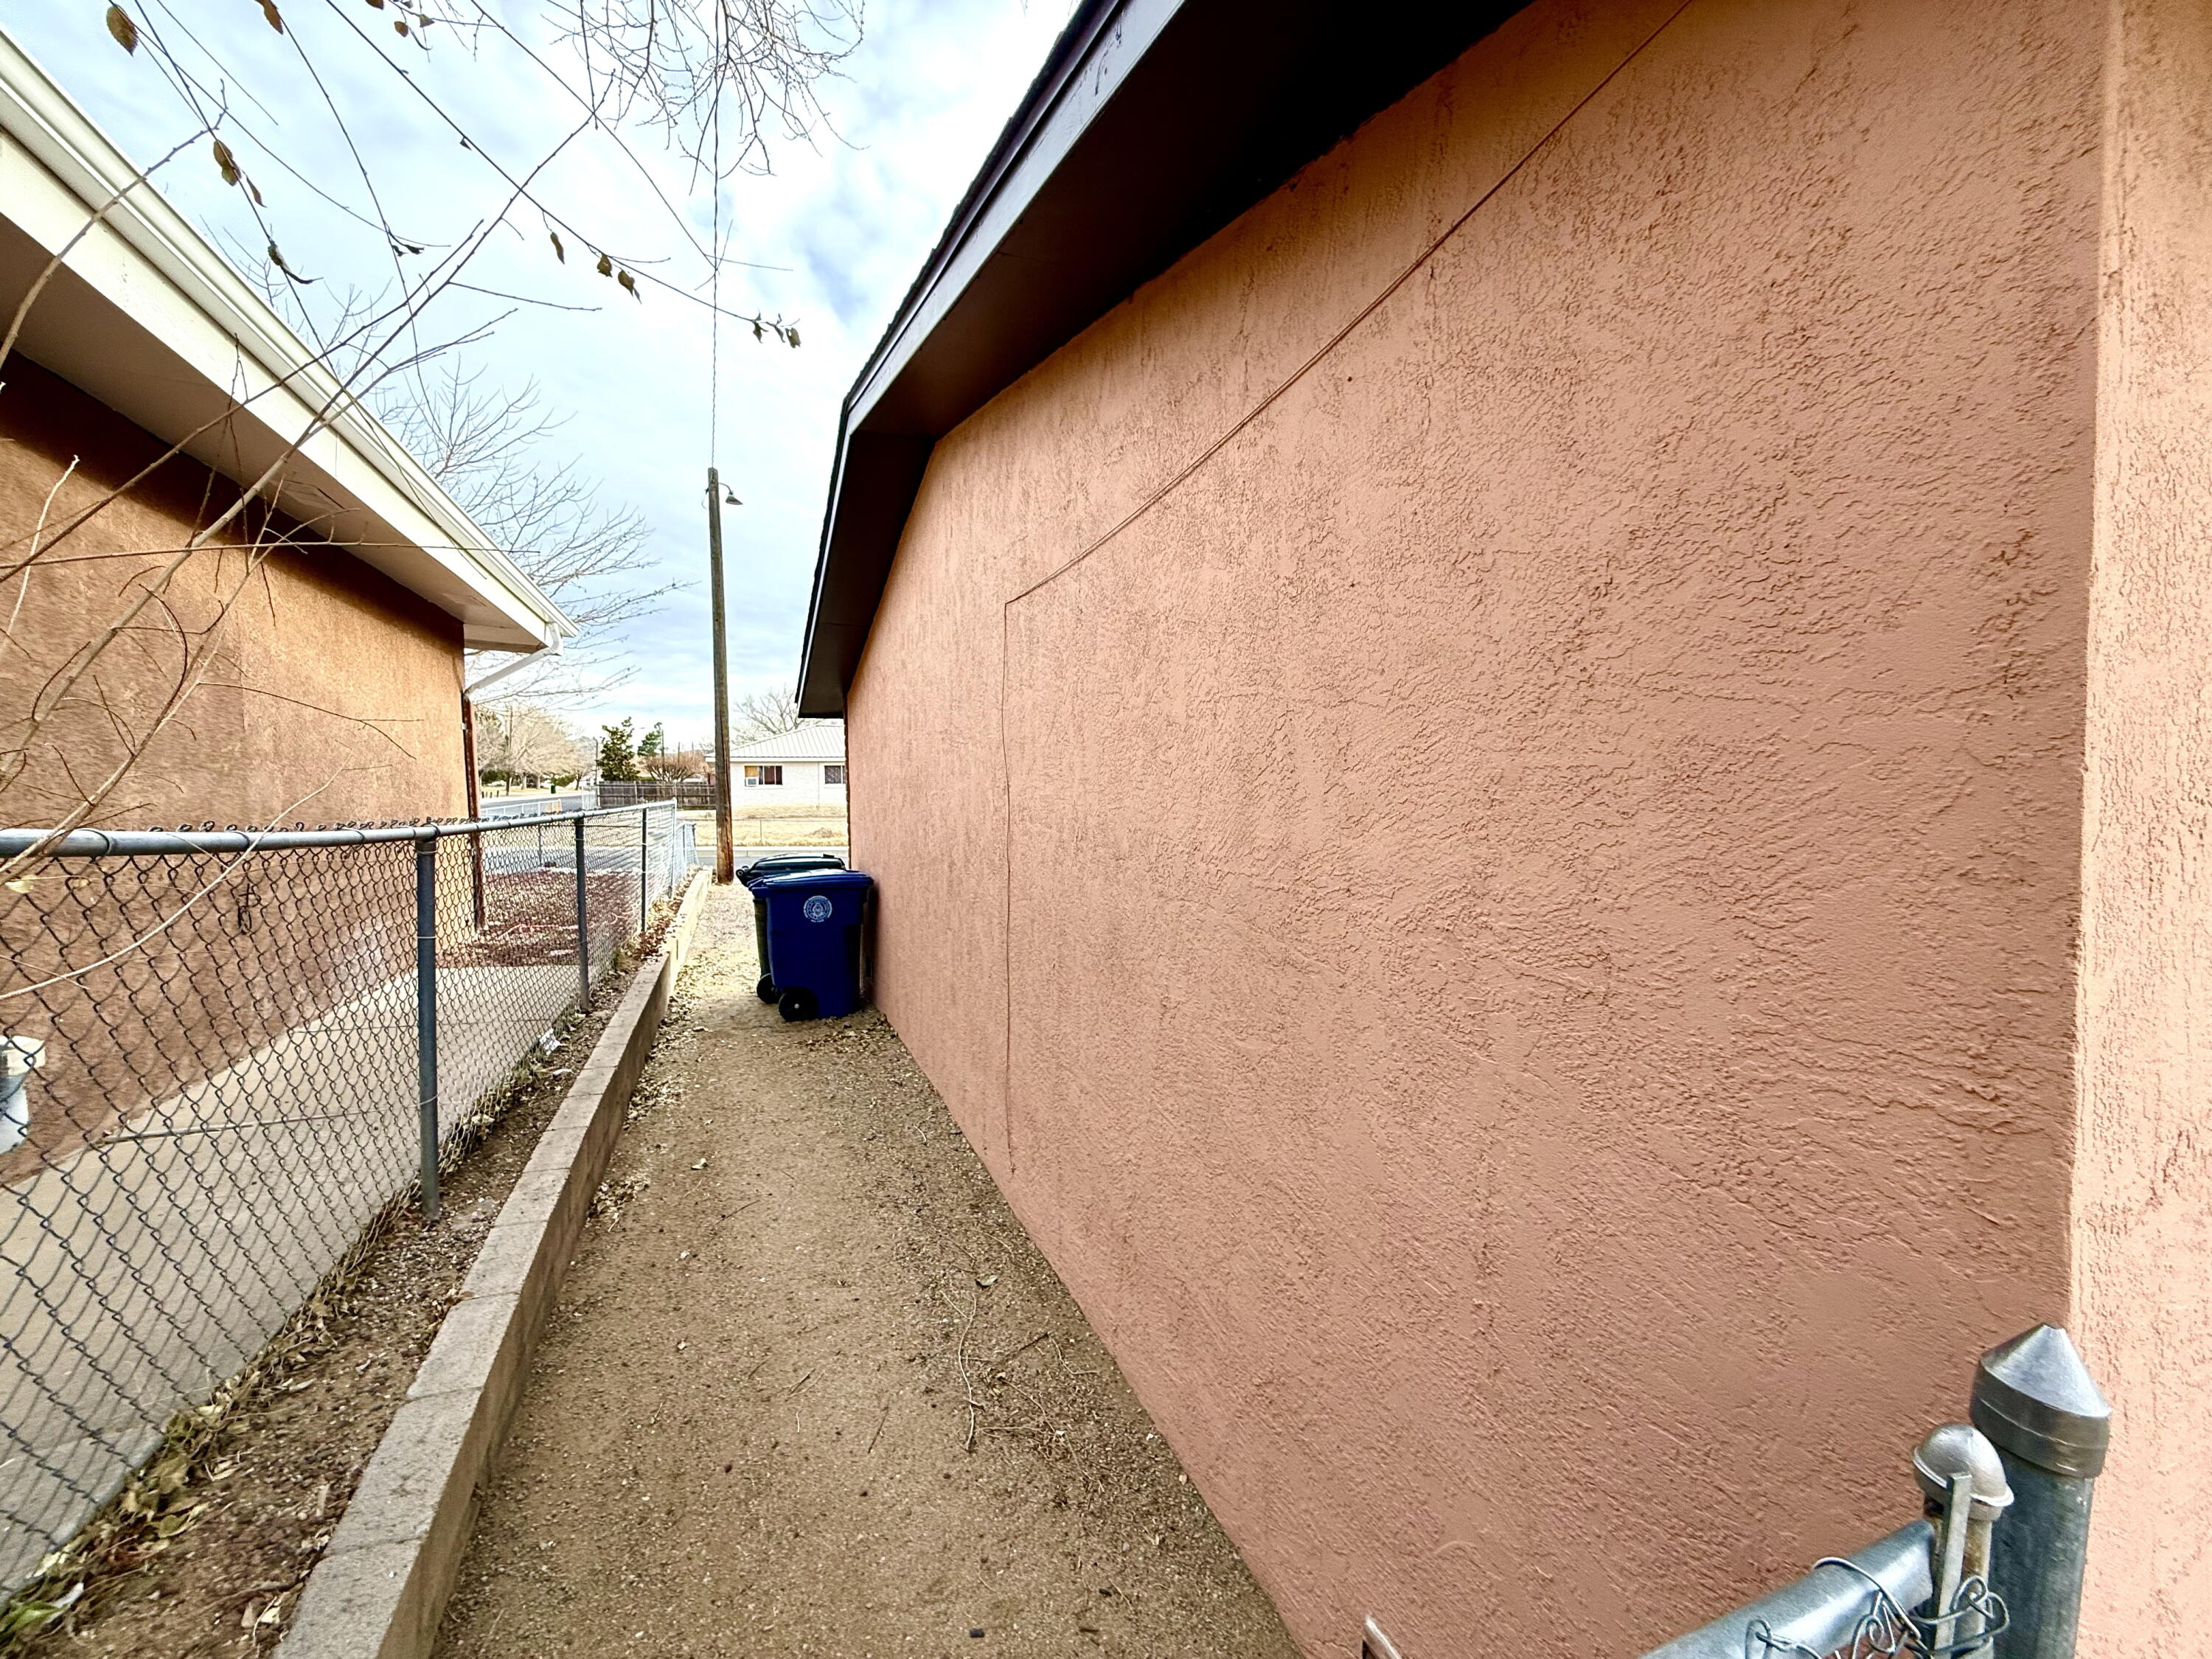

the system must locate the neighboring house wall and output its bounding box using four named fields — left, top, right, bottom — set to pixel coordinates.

left=0, top=357, right=466, bottom=828
left=737, top=762, right=847, bottom=806
left=841, top=1, right=2193, bottom=1653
